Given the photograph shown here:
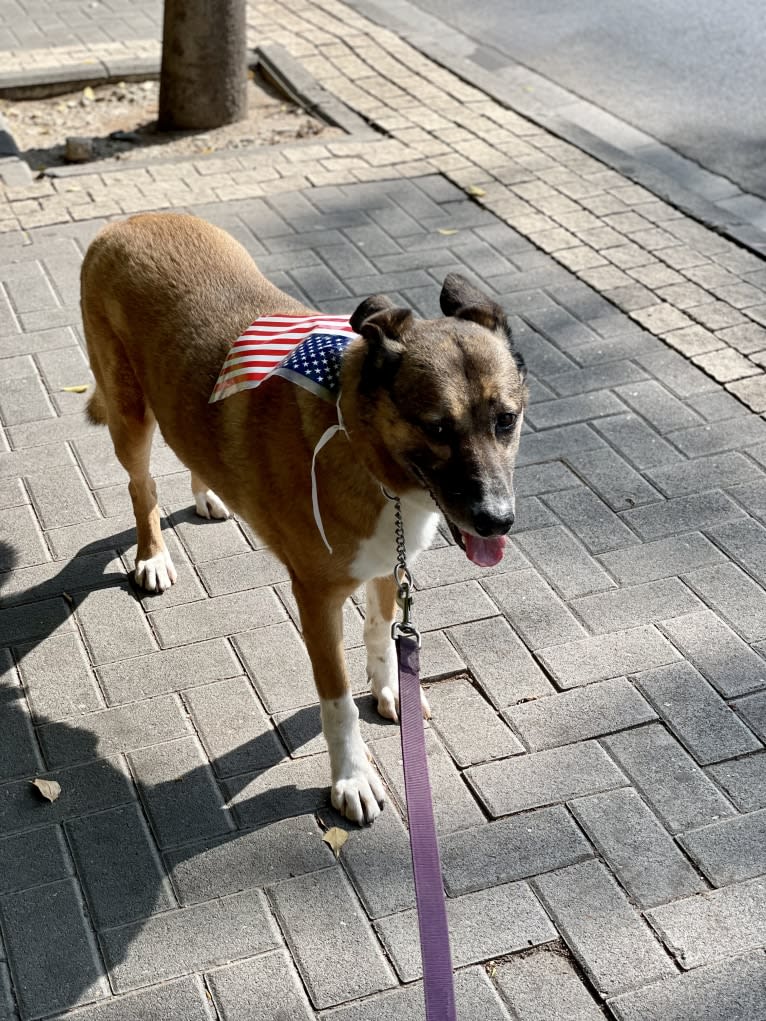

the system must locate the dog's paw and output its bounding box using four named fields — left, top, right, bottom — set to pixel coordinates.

left=331, top=761, right=386, bottom=825
left=194, top=489, right=230, bottom=520
left=372, top=678, right=431, bottom=723
left=135, top=550, right=177, bottom=592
